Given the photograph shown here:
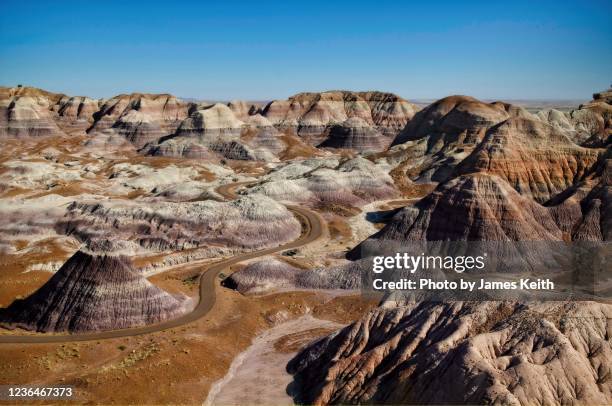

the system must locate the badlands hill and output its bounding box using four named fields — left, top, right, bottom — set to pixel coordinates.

left=54, top=95, right=99, bottom=131
left=0, top=84, right=610, bottom=404
left=145, top=103, right=277, bottom=161
left=539, top=88, right=612, bottom=147
left=89, top=93, right=189, bottom=147
left=285, top=91, right=611, bottom=405
left=262, top=90, right=418, bottom=144
left=350, top=157, right=609, bottom=256
left=0, top=249, right=192, bottom=332
left=215, top=90, right=610, bottom=295
left=0, top=86, right=418, bottom=159
left=148, top=90, right=418, bottom=159
left=453, top=116, right=600, bottom=202
left=0, top=86, right=66, bottom=137
left=351, top=96, right=609, bottom=253
left=245, top=156, right=397, bottom=208
left=58, top=194, right=301, bottom=253
left=319, top=117, right=387, bottom=152
left=387, top=92, right=609, bottom=188
left=289, top=299, right=612, bottom=405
